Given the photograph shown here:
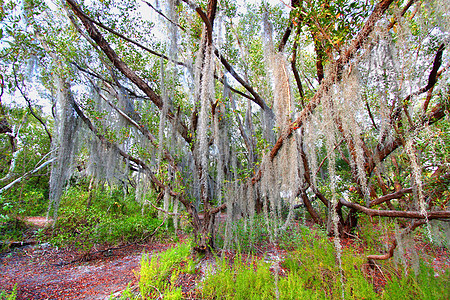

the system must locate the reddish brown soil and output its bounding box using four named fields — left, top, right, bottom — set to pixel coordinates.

left=0, top=217, right=182, bottom=299
left=0, top=241, right=175, bottom=299
left=1, top=218, right=448, bottom=299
